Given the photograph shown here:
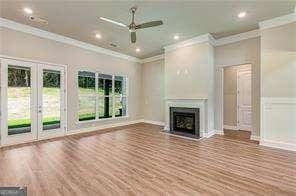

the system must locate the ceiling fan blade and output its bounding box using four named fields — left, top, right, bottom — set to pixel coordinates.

left=131, top=32, right=136, bottom=43
left=136, top=21, right=163, bottom=29
left=99, top=17, right=128, bottom=28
